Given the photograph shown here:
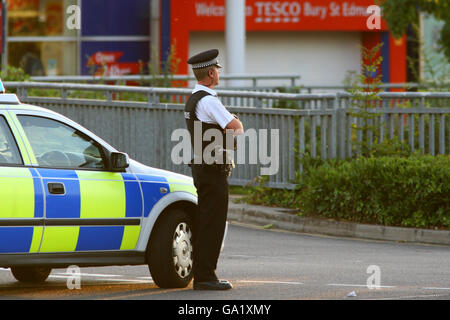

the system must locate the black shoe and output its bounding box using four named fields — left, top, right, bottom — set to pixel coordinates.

left=193, top=280, right=233, bottom=290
